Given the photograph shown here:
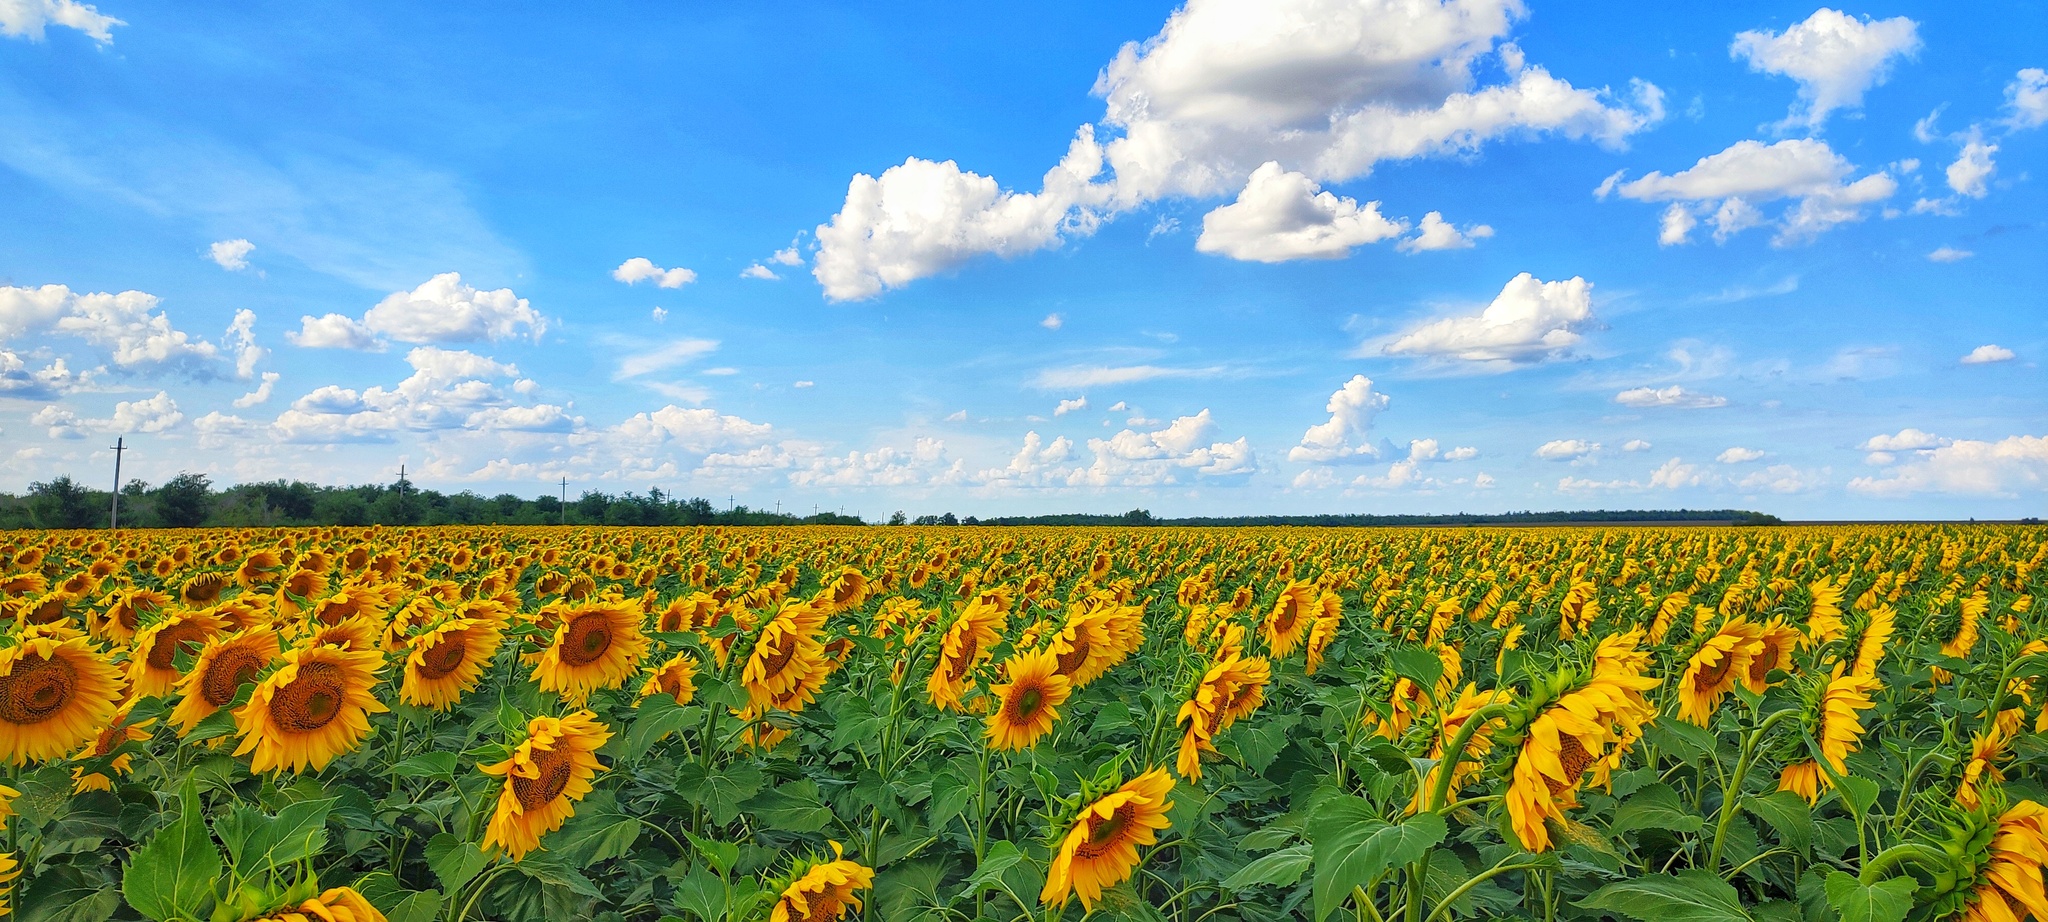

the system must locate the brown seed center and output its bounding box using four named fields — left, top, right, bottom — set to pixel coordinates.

left=0, top=653, right=78, bottom=725
left=201, top=647, right=266, bottom=706
left=1074, top=803, right=1136, bottom=860
left=146, top=622, right=211, bottom=671
left=510, top=744, right=573, bottom=810
left=269, top=661, right=346, bottom=733
left=558, top=613, right=613, bottom=667
left=417, top=635, right=469, bottom=680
